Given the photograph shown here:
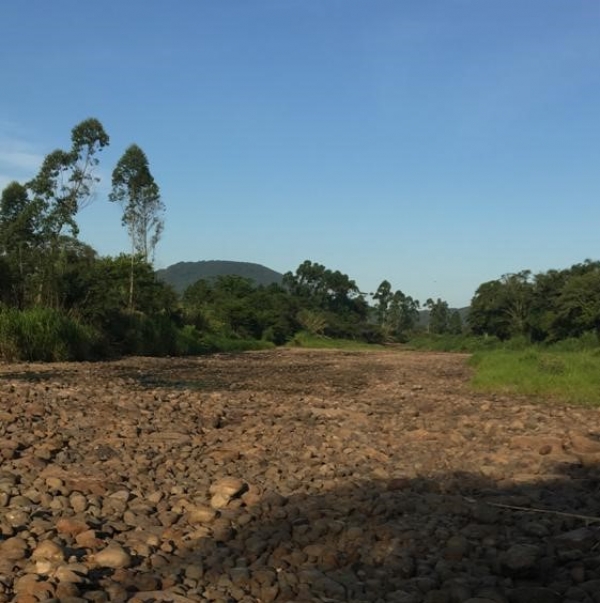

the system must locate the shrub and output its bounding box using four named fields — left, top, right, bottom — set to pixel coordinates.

left=0, top=306, right=102, bottom=361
